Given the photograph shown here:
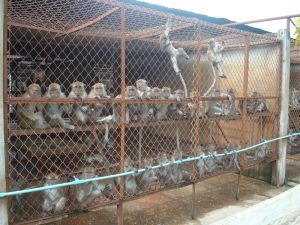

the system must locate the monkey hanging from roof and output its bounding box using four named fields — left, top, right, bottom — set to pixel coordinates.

left=160, top=19, right=190, bottom=97
left=207, top=39, right=226, bottom=78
